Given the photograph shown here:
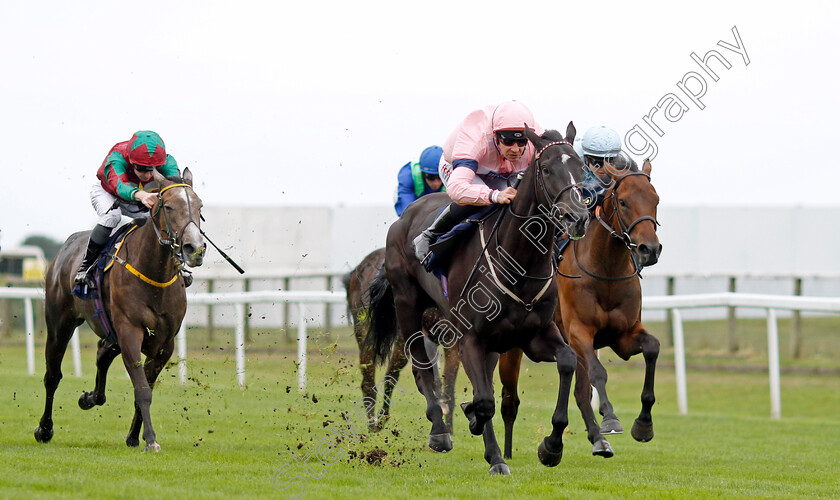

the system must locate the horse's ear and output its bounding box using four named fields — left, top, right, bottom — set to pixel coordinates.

left=152, top=168, right=168, bottom=186
left=524, top=126, right=541, bottom=146
left=642, top=159, right=652, bottom=176
left=565, top=121, right=576, bottom=142
left=182, top=167, right=193, bottom=187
